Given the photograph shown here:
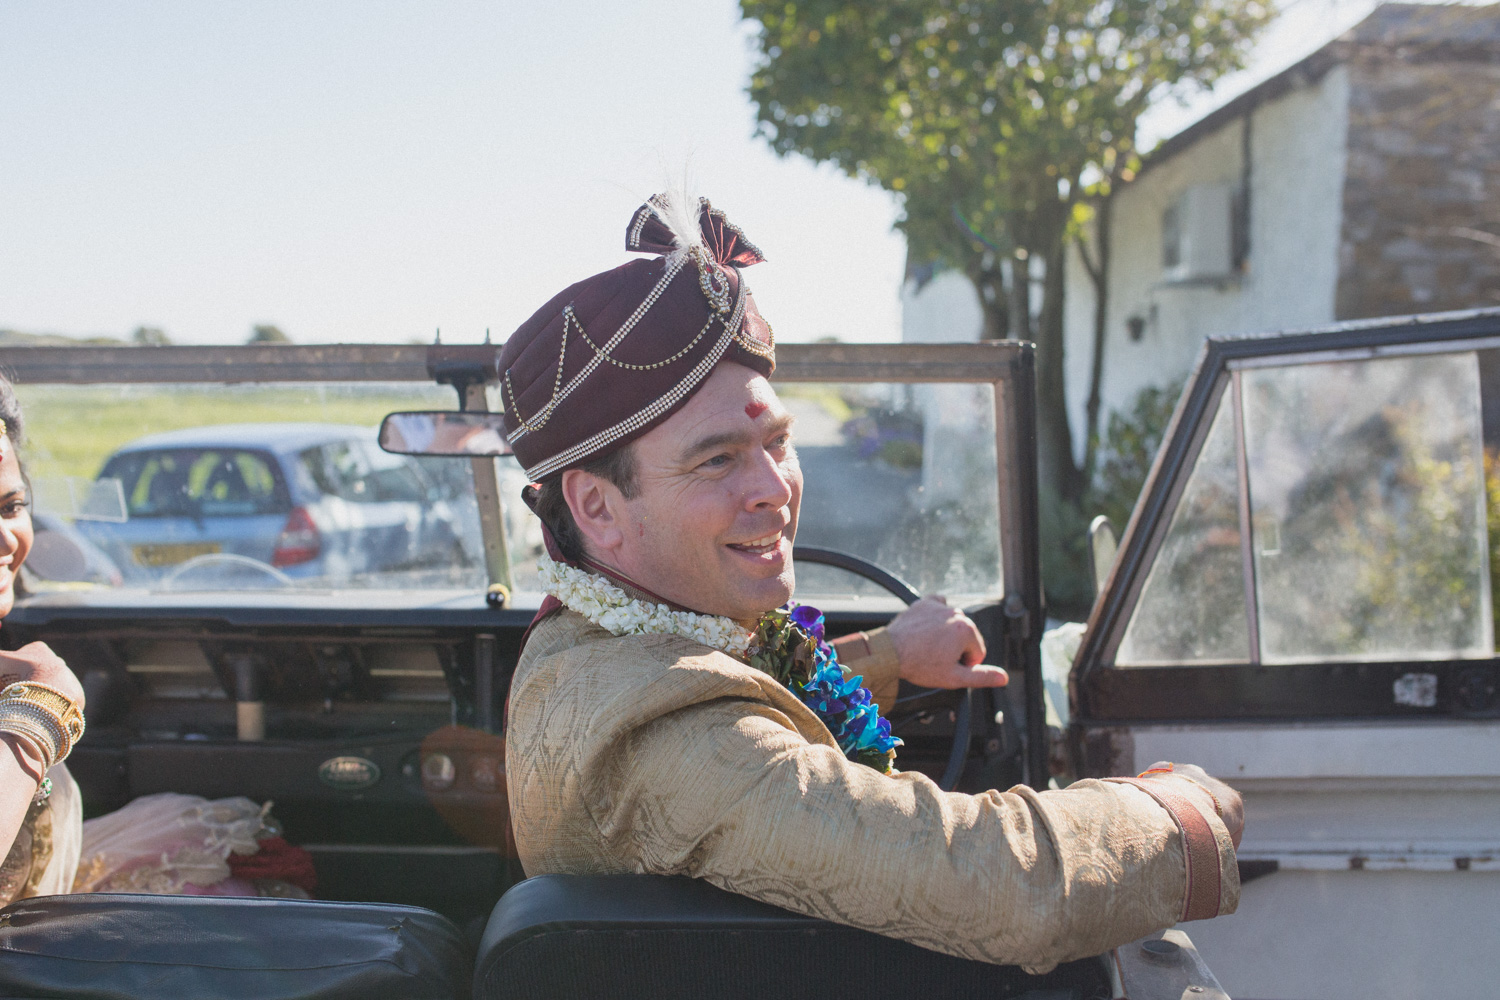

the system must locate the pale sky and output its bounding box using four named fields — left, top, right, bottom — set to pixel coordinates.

left=0, top=0, right=1444, bottom=347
